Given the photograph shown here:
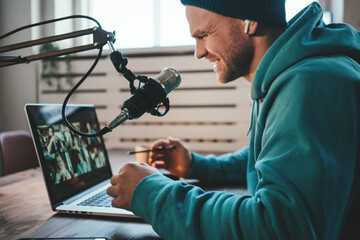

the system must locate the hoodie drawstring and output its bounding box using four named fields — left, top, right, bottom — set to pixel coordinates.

left=247, top=100, right=256, bottom=136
